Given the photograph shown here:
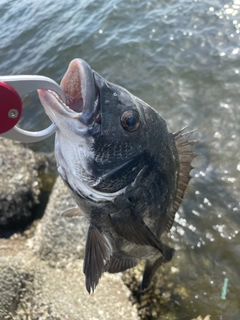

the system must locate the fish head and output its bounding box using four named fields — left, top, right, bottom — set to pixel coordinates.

left=38, top=58, right=177, bottom=196
left=91, top=68, right=178, bottom=195
left=91, top=69, right=151, bottom=167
